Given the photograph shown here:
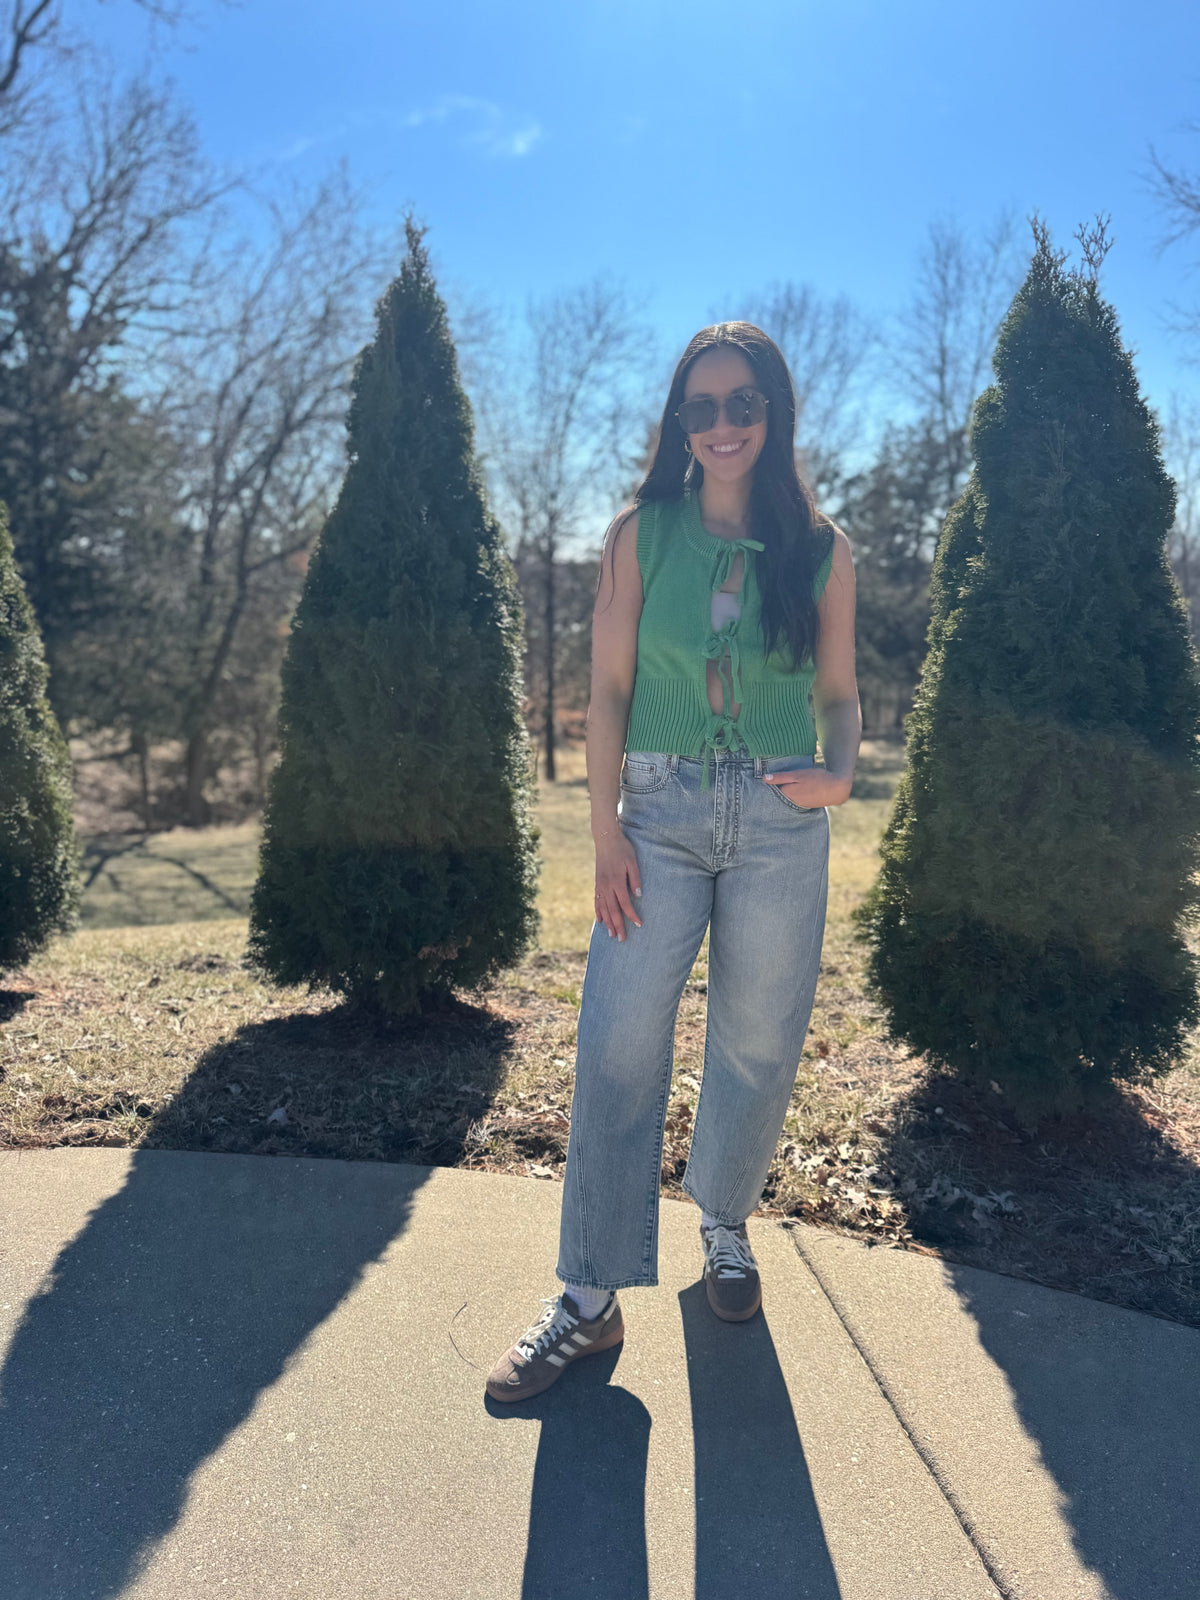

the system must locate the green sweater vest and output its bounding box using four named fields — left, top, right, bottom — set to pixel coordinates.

left=625, top=489, right=834, bottom=786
